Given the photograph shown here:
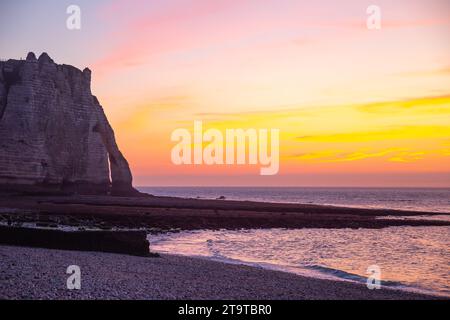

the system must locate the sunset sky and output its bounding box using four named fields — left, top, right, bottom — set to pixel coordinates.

left=1, top=0, right=449, bottom=186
